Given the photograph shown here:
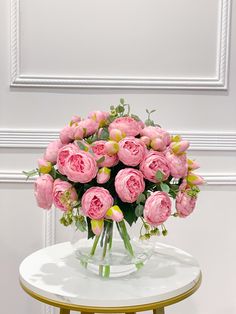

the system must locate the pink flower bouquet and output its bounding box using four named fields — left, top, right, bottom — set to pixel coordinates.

left=25, top=99, right=203, bottom=277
